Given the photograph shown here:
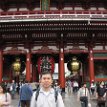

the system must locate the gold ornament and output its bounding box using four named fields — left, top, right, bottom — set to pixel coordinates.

left=12, top=58, right=21, bottom=76
left=71, top=57, right=80, bottom=72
